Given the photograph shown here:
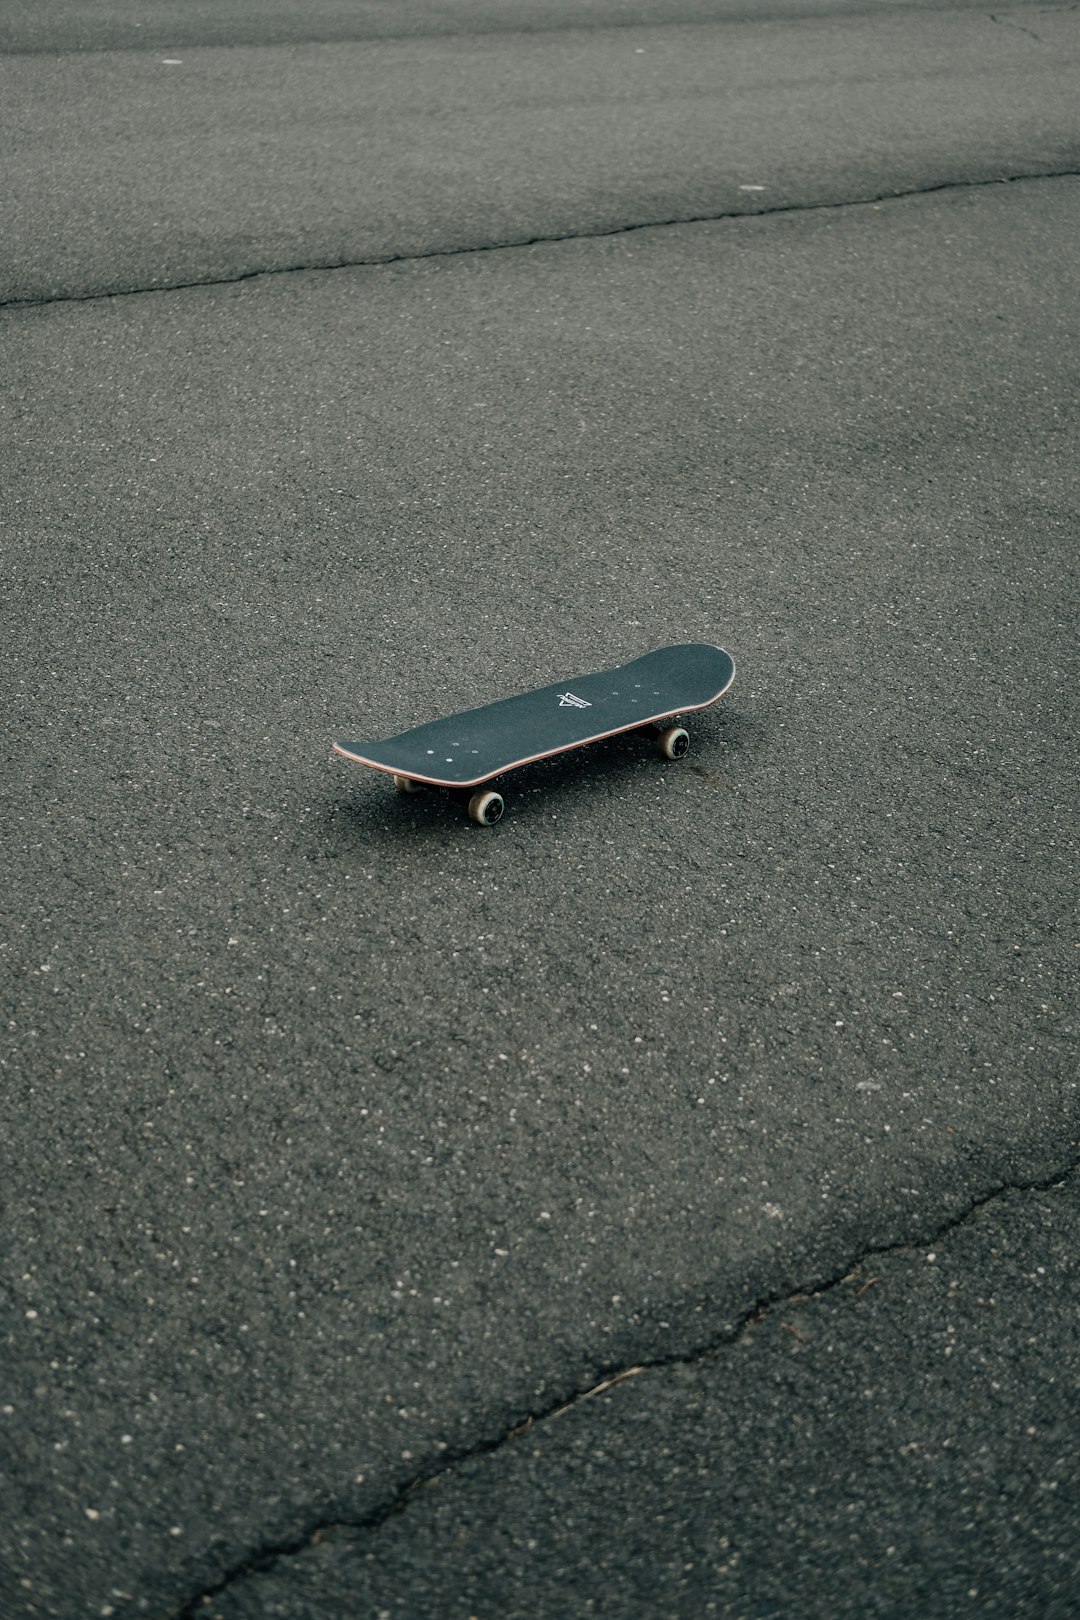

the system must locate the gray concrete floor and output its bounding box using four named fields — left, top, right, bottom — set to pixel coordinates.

left=1, top=4, right=1077, bottom=1616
